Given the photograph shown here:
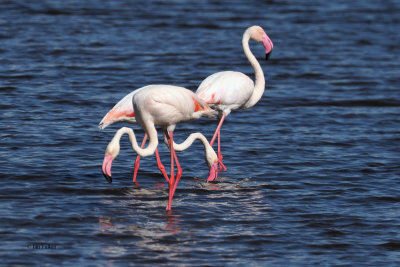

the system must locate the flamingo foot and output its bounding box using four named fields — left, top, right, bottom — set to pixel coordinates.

left=219, top=162, right=227, bottom=172
left=102, top=154, right=113, bottom=183
left=217, top=154, right=227, bottom=172
left=207, top=162, right=219, bottom=182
